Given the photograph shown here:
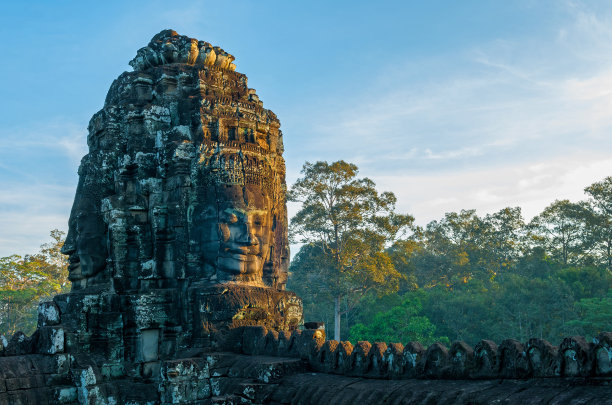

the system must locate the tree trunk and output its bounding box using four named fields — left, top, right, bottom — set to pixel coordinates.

left=334, top=296, right=341, bottom=341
